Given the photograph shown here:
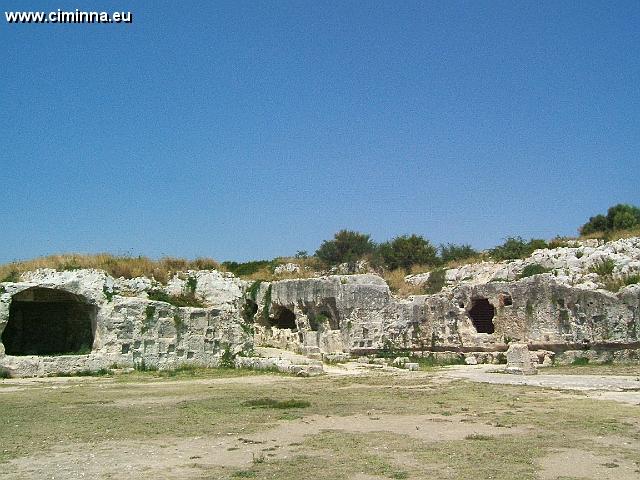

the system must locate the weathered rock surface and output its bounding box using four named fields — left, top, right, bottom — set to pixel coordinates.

left=406, top=237, right=640, bottom=291
left=250, top=267, right=639, bottom=362
left=273, top=263, right=301, bottom=275
left=0, top=269, right=252, bottom=377
left=1, top=237, right=640, bottom=377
